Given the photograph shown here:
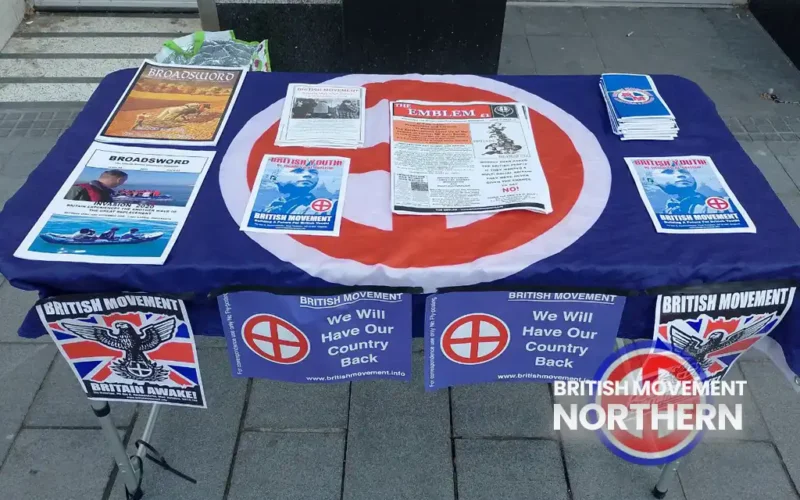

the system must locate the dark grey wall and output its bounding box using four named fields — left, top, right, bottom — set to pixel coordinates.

left=750, top=0, right=800, bottom=68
